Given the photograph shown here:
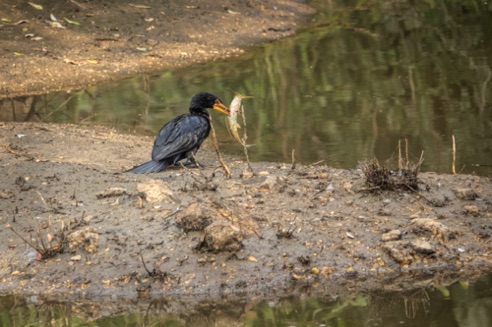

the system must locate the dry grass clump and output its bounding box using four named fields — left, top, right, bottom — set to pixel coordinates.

left=361, top=157, right=423, bottom=192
